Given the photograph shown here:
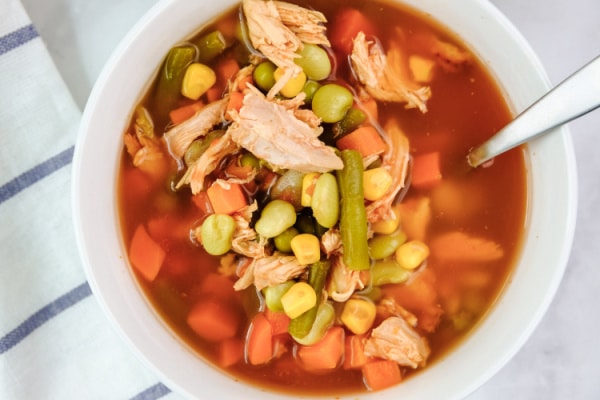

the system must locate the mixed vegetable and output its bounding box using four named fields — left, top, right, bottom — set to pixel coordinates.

left=122, top=0, right=512, bottom=393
